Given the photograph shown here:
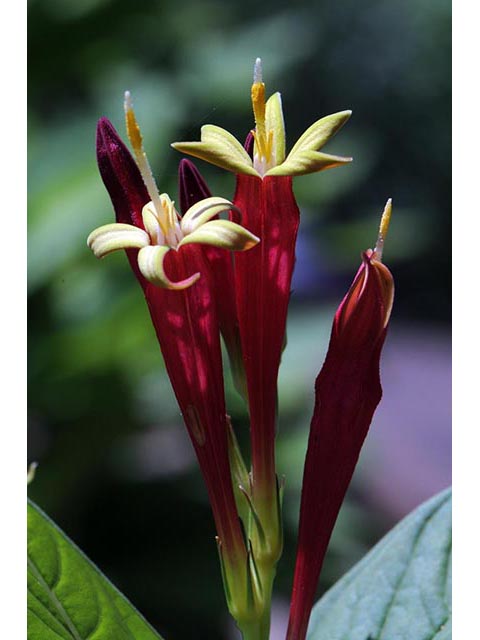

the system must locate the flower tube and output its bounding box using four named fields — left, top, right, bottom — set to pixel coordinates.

left=286, top=201, right=394, bottom=640
left=178, top=158, right=247, bottom=398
